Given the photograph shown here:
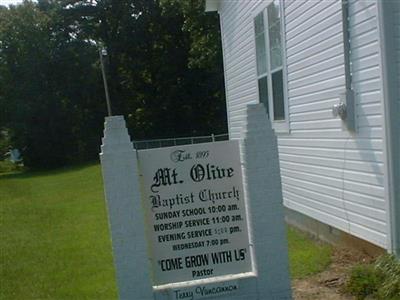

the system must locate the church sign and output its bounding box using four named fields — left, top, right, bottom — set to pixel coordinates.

left=100, top=108, right=292, bottom=300
left=138, top=141, right=252, bottom=286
